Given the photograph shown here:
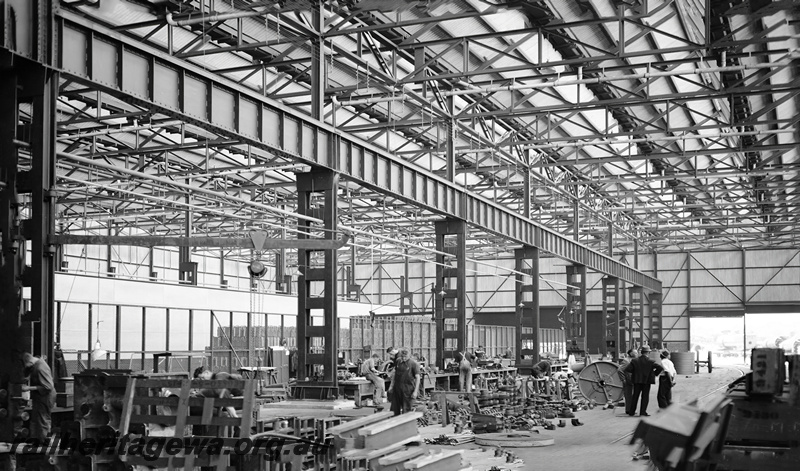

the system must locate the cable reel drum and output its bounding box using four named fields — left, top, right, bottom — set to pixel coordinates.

left=576, top=360, right=625, bottom=405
